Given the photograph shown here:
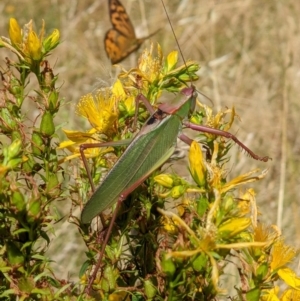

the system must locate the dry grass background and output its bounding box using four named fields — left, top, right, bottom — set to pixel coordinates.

left=1, top=0, right=300, bottom=282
